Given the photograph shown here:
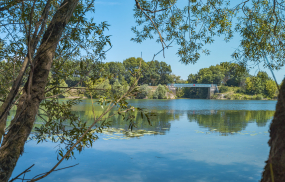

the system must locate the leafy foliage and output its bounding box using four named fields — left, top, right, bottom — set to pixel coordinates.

left=265, top=80, right=277, bottom=98
left=188, top=110, right=275, bottom=134
left=219, top=86, right=228, bottom=93
left=132, top=0, right=285, bottom=71
left=0, top=0, right=284, bottom=180
left=136, top=84, right=151, bottom=99
left=153, top=84, right=167, bottom=99
left=85, top=78, right=111, bottom=98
